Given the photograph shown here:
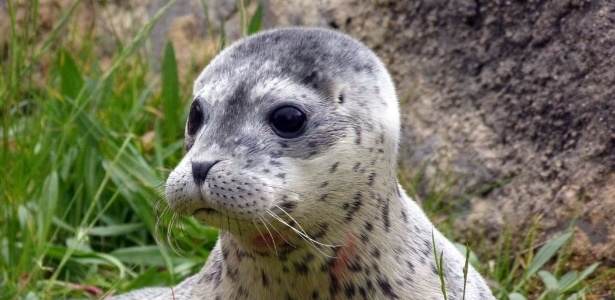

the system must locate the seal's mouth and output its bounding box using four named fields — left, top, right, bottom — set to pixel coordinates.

left=193, top=207, right=218, bottom=215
